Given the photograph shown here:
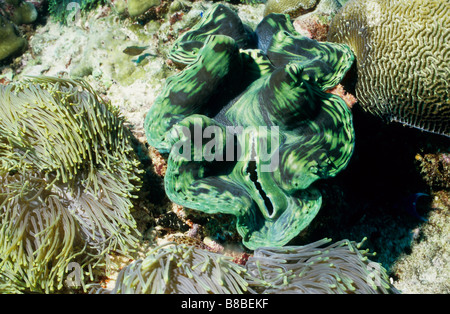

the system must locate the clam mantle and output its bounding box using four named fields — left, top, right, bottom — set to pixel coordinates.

left=144, top=5, right=355, bottom=249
